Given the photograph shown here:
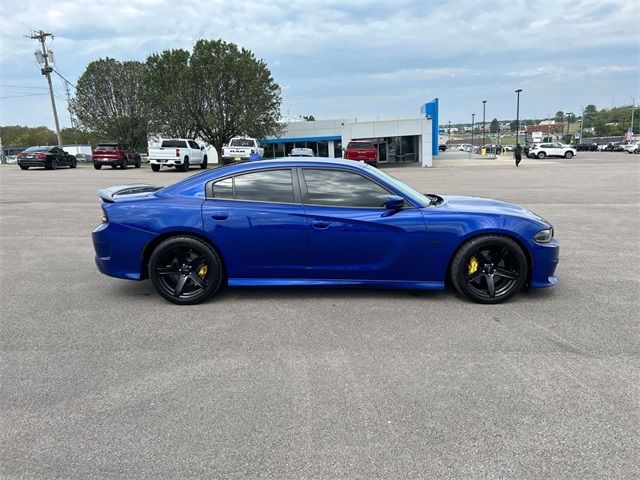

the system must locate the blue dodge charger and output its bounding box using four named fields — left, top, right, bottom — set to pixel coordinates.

left=92, top=159, right=559, bottom=305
